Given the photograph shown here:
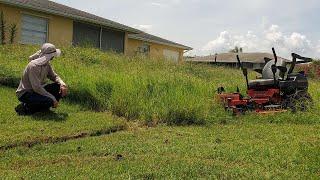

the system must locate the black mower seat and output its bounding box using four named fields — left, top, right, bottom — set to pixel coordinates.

left=249, top=79, right=275, bottom=89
